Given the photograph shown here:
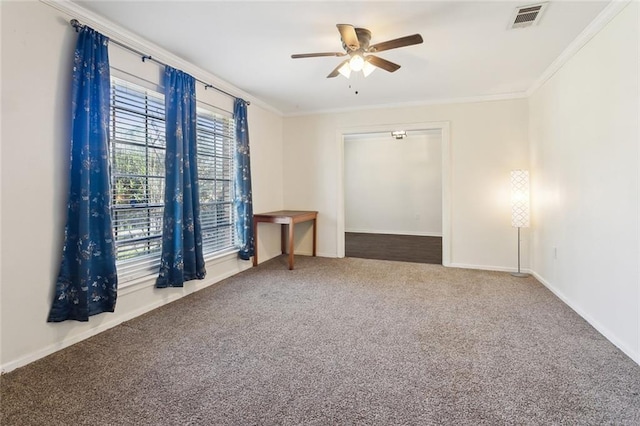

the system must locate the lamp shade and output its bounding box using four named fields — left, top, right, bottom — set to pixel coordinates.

left=510, top=170, right=530, bottom=228
left=338, top=61, right=351, bottom=78
left=362, top=61, right=376, bottom=77
left=349, top=54, right=365, bottom=71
